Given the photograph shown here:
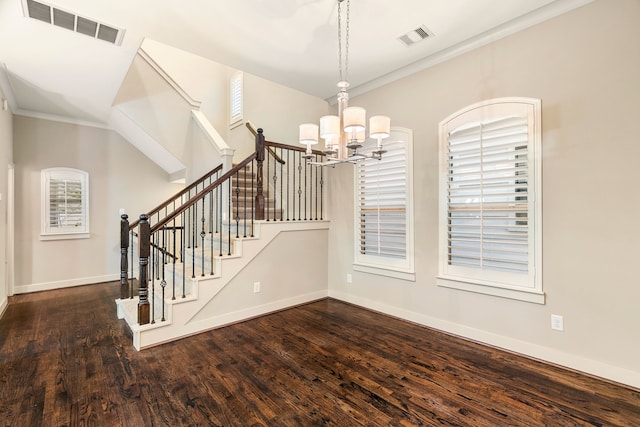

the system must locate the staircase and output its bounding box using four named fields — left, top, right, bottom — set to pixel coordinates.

left=116, top=128, right=329, bottom=350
